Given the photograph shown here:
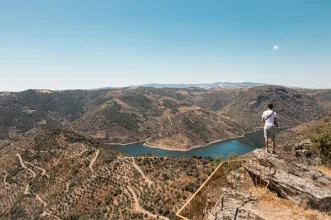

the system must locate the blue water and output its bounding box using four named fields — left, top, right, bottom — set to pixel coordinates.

left=113, top=140, right=256, bottom=158
left=112, top=128, right=287, bottom=158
